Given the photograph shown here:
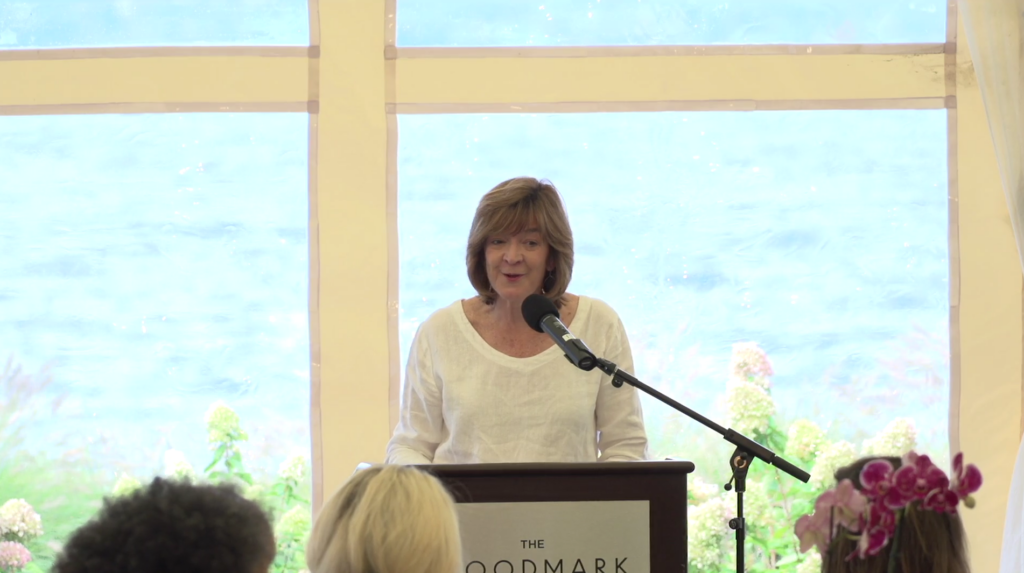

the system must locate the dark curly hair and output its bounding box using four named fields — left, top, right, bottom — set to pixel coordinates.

left=54, top=478, right=276, bottom=573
